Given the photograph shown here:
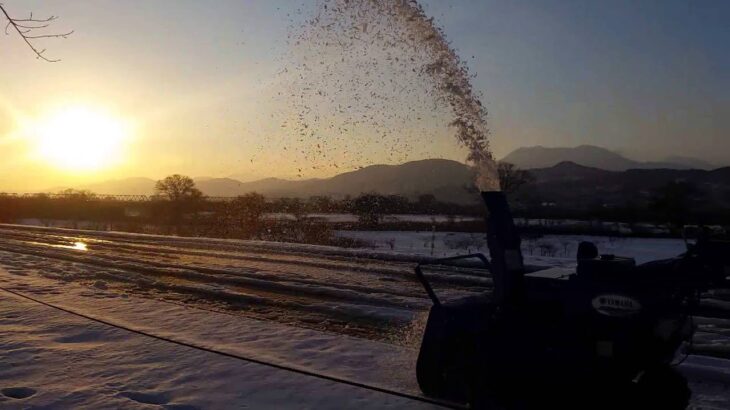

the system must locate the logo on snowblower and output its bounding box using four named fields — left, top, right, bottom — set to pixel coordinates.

left=592, top=294, right=642, bottom=317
